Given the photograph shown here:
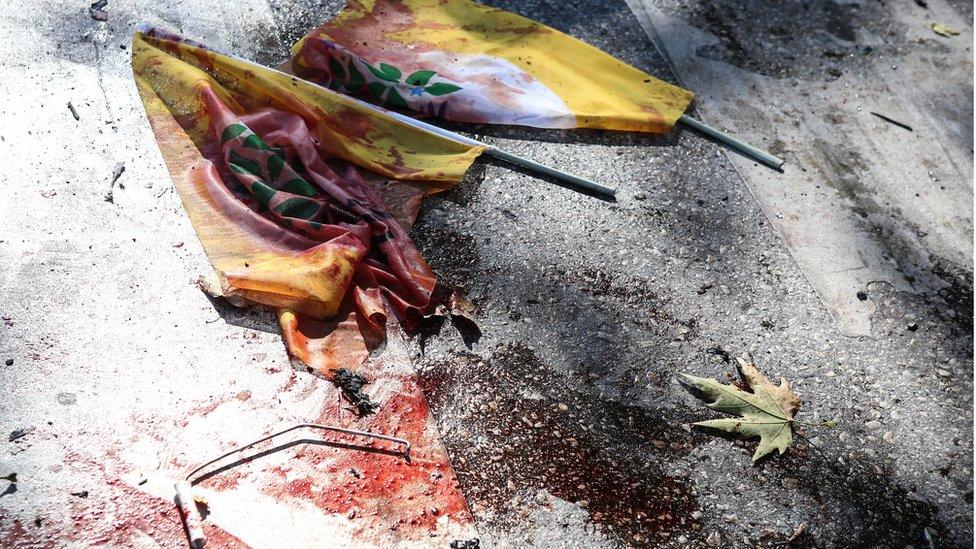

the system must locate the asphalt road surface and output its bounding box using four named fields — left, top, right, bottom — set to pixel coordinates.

left=0, top=0, right=971, bottom=547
